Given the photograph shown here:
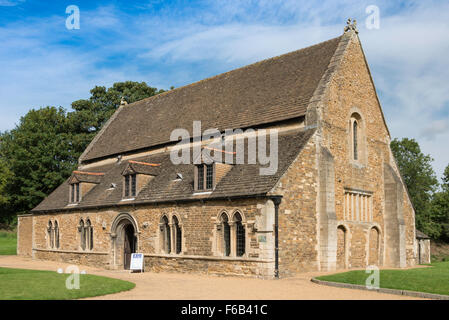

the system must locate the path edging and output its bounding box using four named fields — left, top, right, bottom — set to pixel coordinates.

left=311, top=278, right=449, bottom=300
